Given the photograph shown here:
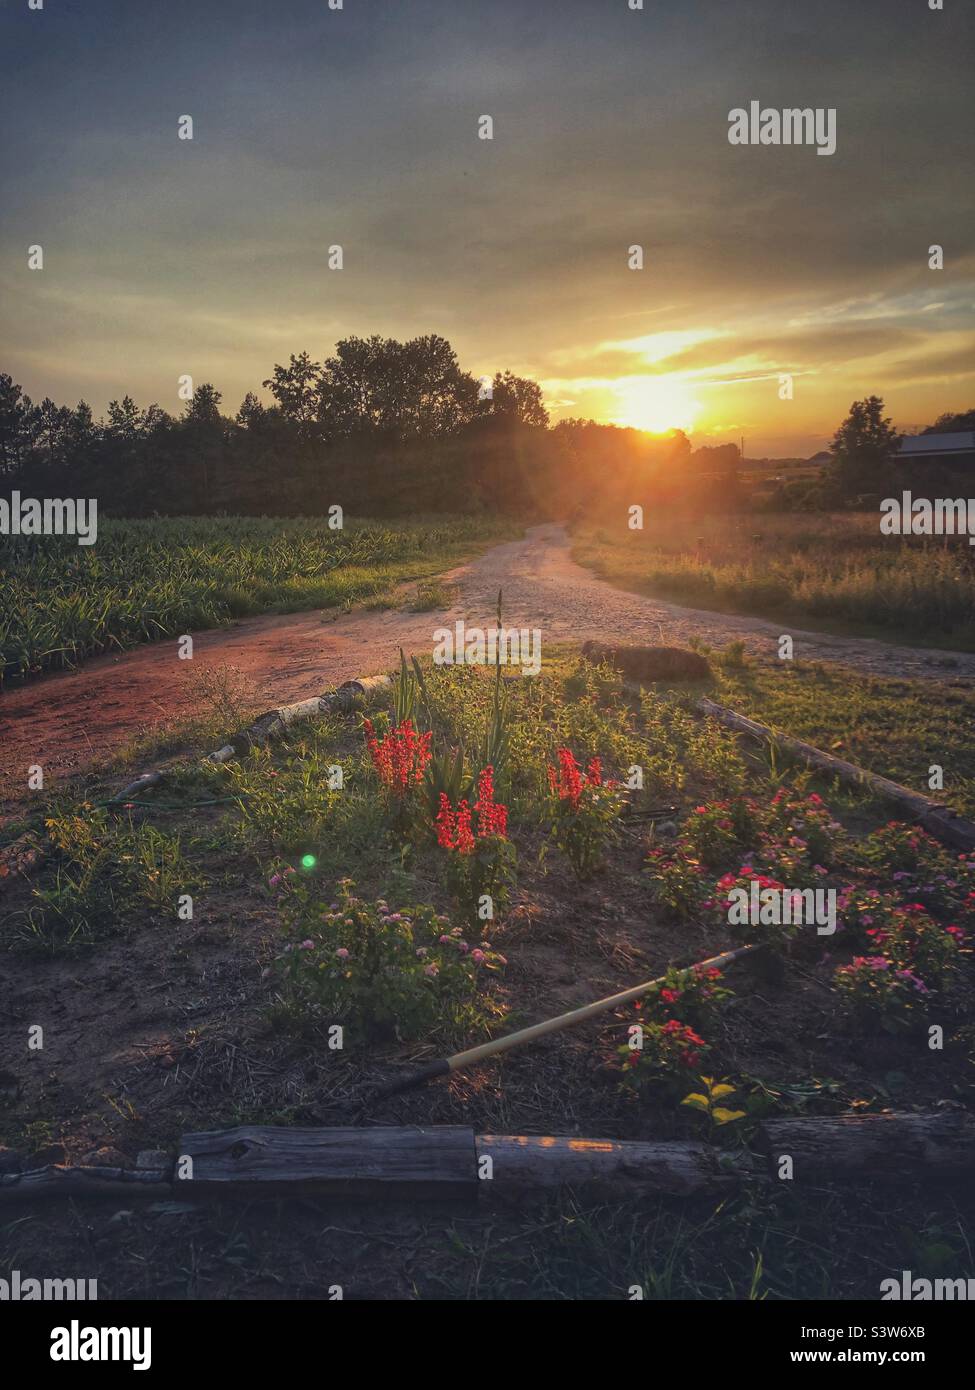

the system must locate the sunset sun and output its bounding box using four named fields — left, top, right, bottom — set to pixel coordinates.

left=614, top=376, right=703, bottom=434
